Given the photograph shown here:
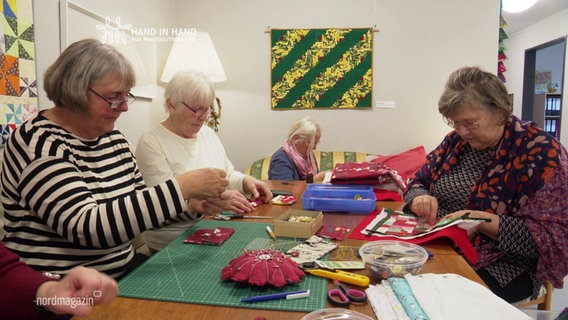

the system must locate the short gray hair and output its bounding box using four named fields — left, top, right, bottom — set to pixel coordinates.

left=438, top=66, right=512, bottom=121
left=164, top=71, right=215, bottom=110
left=43, top=39, right=135, bottom=114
